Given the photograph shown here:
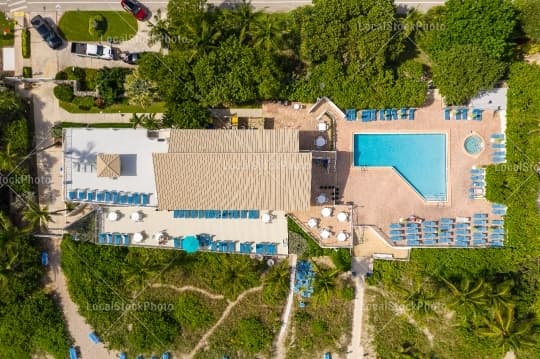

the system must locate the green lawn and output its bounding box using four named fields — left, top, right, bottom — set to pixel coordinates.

left=58, top=11, right=137, bottom=41
left=0, top=12, right=15, bottom=47
left=59, top=100, right=166, bottom=113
